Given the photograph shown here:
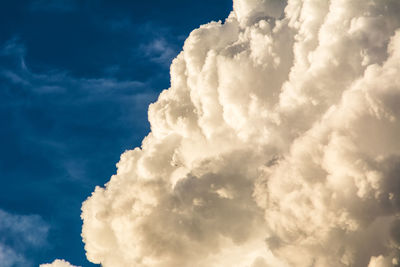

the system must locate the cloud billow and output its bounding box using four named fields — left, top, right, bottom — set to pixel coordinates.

left=77, top=0, right=400, bottom=266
